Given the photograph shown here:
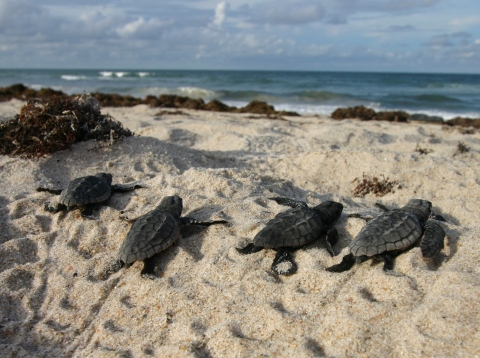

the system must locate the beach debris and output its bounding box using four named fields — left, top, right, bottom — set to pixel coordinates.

left=236, top=198, right=343, bottom=275
left=326, top=199, right=445, bottom=274
left=40, top=172, right=143, bottom=219
left=445, top=117, right=480, bottom=131
left=414, top=143, right=433, bottom=155
left=454, top=141, right=470, bottom=156
left=0, top=84, right=300, bottom=116
left=103, top=195, right=228, bottom=279
left=0, top=83, right=64, bottom=102
left=352, top=174, right=400, bottom=197
left=331, top=106, right=409, bottom=122
left=0, top=94, right=133, bottom=158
